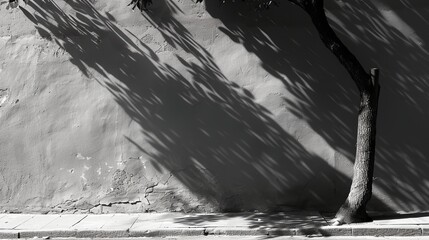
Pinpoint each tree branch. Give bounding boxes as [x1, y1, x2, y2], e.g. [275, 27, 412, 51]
[290, 0, 370, 93]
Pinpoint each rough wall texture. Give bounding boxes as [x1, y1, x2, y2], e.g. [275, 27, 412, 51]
[0, 0, 428, 213]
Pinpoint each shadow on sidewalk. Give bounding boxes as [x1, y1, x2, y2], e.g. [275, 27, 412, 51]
[372, 212, 429, 220]
[173, 212, 327, 230]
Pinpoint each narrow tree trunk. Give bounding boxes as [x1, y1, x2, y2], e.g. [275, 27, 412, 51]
[290, 0, 381, 224]
[335, 69, 380, 224]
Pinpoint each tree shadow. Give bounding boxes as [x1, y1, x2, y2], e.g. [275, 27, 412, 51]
[329, 0, 429, 213]
[17, 0, 418, 214]
[173, 211, 327, 230]
[205, 0, 429, 212]
[372, 212, 429, 220]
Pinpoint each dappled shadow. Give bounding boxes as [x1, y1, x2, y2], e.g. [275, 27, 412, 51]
[19, 0, 355, 211]
[174, 211, 327, 230]
[19, 0, 429, 214]
[328, 0, 429, 212]
[205, 0, 429, 211]
[372, 212, 429, 221]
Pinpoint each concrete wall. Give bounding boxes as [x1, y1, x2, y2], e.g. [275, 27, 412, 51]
[0, 0, 428, 213]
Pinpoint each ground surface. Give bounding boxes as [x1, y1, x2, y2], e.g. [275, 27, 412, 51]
[2, 212, 429, 238]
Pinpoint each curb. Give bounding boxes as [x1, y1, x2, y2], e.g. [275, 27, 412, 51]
[0, 231, 18, 239]
[1, 226, 429, 238]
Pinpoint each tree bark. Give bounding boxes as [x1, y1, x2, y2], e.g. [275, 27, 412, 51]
[291, 0, 381, 224]
[335, 69, 380, 224]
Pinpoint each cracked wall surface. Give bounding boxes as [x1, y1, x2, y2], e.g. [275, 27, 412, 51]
[1, 0, 429, 213]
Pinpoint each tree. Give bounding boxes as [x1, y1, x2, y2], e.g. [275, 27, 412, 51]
[129, 0, 380, 224]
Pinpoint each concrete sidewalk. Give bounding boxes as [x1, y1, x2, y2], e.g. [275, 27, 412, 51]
[0, 211, 429, 238]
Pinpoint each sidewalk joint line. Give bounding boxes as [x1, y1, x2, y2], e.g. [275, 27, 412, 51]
[39, 215, 61, 229]
[70, 215, 88, 228]
[127, 214, 140, 230]
[12, 215, 34, 230]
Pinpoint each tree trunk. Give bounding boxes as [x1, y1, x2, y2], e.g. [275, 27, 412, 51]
[290, 0, 381, 224]
[335, 69, 380, 224]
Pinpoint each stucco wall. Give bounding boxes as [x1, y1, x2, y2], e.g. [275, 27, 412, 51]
[0, 0, 428, 213]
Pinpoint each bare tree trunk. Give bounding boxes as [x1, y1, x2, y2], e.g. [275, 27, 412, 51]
[290, 0, 381, 224]
[335, 69, 380, 224]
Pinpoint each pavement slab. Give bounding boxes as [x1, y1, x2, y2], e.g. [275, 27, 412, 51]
[374, 216, 429, 225]
[14, 214, 60, 230]
[72, 214, 115, 230]
[41, 214, 87, 230]
[0, 214, 33, 229]
[131, 213, 189, 230]
[135, 213, 185, 222]
[100, 214, 139, 230]
[129, 228, 207, 237]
